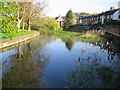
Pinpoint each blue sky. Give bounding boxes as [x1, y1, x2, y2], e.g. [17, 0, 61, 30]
[45, 0, 120, 17]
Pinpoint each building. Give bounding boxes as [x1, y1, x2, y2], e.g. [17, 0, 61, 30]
[79, 8, 120, 25]
[118, 1, 120, 8]
[55, 16, 64, 26]
[118, 1, 120, 21]
[79, 2, 120, 25]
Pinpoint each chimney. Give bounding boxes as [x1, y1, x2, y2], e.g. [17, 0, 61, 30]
[110, 7, 115, 10]
[93, 13, 98, 15]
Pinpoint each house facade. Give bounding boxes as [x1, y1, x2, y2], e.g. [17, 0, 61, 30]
[79, 2, 120, 25]
[55, 16, 64, 26]
[118, 1, 120, 21]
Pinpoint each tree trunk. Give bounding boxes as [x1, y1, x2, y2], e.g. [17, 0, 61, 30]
[22, 21, 25, 30]
[28, 19, 31, 31]
[17, 19, 22, 31]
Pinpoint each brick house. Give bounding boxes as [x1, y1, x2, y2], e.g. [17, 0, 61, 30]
[79, 7, 120, 25]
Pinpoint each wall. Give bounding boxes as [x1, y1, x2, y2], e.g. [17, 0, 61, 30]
[0, 31, 40, 50]
[112, 10, 119, 20]
[104, 25, 120, 36]
[118, 1, 120, 8]
[101, 15, 105, 24]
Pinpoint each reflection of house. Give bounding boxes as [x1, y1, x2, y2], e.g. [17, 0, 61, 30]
[79, 7, 120, 25]
[55, 16, 64, 26]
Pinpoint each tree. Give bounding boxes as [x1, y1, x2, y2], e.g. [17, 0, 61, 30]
[64, 10, 76, 29]
[79, 12, 90, 17]
[25, 2, 45, 31]
[16, 2, 29, 31]
[1, 2, 18, 33]
[39, 17, 63, 31]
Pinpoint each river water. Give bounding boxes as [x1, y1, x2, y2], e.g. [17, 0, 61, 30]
[1, 36, 120, 88]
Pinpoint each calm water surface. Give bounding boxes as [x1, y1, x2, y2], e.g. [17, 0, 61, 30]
[1, 36, 120, 88]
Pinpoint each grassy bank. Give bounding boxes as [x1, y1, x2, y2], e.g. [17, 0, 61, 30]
[39, 30, 101, 42]
[0, 30, 33, 40]
[76, 34, 101, 42]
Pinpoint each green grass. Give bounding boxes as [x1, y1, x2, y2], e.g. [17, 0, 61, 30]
[1, 30, 33, 40]
[54, 31, 80, 38]
[76, 34, 101, 42]
[39, 30, 101, 42]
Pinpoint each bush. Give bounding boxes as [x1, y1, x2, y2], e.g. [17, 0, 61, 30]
[39, 17, 63, 34]
[105, 20, 120, 25]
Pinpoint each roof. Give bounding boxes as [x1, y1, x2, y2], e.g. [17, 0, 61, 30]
[80, 8, 119, 20]
[103, 9, 119, 15]
[55, 16, 64, 21]
[80, 15, 97, 20]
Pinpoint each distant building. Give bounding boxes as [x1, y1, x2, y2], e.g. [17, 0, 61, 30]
[118, 1, 120, 8]
[118, 1, 120, 21]
[79, 8, 120, 25]
[79, 1, 120, 25]
[55, 16, 64, 26]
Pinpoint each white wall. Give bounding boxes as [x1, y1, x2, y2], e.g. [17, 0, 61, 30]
[119, 8, 120, 21]
[101, 15, 105, 24]
[118, 1, 120, 8]
[112, 10, 119, 20]
[80, 19, 82, 24]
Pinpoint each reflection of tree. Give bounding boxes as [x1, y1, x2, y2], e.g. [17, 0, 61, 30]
[66, 66, 120, 88]
[62, 38, 74, 51]
[65, 40, 74, 51]
[2, 39, 49, 88]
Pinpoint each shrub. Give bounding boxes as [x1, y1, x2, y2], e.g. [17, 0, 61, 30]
[105, 20, 120, 25]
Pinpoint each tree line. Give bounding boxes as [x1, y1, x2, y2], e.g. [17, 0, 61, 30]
[1, 1, 46, 33]
[1, 1, 90, 36]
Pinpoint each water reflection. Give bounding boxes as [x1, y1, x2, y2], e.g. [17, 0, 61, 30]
[64, 38, 74, 51]
[2, 36, 52, 88]
[1, 35, 120, 88]
[66, 65, 120, 88]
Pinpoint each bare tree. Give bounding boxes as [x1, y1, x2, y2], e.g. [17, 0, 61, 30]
[16, 2, 28, 31]
[25, 2, 45, 31]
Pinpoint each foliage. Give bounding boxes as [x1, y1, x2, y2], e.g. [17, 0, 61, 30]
[1, 2, 18, 33]
[79, 12, 90, 17]
[39, 17, 63, 33]
[105, 20, 120, 25]
[0, 33, 6, 38]
[64, 10, 77, 29]
[64, 24, 85, 33]
[76, 34, 101, 42]
[25, 2, 46, 31]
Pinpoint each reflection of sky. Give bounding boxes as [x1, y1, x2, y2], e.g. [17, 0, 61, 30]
[1, 48, 17, 75]
[0, 49, 17, 62]
[1, 36, 120, 88]
[41, 39, 120, 87]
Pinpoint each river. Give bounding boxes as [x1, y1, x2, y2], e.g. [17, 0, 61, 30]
[1, 35, 120, 88]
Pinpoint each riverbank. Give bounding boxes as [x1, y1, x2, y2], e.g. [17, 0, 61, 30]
[0, 31, 40, 50]
[39, 30, 101, 42]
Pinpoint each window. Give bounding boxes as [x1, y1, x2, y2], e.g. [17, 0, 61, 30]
[119, 15, 120, 19]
